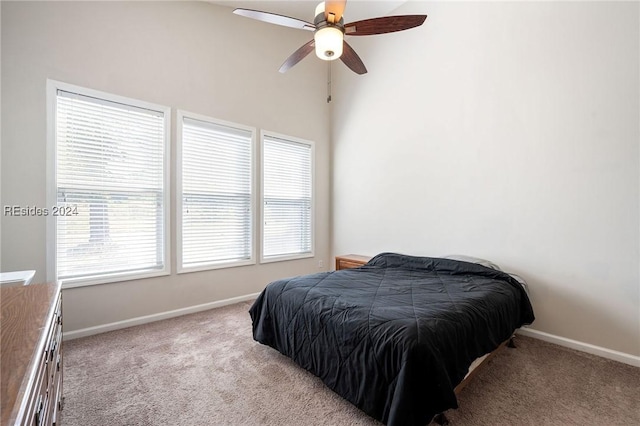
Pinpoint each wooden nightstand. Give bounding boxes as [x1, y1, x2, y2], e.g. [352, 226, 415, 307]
[335, 254, 371, 270]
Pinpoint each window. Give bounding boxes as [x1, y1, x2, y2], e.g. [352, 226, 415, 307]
[47, 81, 170, 287]
[261, 132, 314, 262]
[177, 112, 255, 272]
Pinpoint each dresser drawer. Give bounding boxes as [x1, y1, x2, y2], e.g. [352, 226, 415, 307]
[47, 293, 63, 425]
[23, 350, 48, 426]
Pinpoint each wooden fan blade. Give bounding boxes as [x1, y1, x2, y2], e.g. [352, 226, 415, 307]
[279, 40, 315, 73]
[344, 15, 427, 36]
[325, 0, 347, 24]
[233, 9, 315, 31]
[340, 40, 367, 75]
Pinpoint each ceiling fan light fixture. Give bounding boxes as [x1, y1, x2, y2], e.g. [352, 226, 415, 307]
[314, 26, 343, 60]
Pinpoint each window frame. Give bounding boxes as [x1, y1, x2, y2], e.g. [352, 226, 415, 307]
[46, 79, 171, 288]
[260, 130, 315, 264]
[176, 110, 257, 273]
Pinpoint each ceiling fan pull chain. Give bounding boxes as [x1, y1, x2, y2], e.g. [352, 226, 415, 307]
[327, 61, 332, 103]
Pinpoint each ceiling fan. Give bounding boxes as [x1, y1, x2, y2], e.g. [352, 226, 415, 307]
[233, 0, 427, 75]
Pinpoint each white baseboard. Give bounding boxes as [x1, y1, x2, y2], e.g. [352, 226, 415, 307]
[63, 292, 260, 341]
[517, 327, 640, 368]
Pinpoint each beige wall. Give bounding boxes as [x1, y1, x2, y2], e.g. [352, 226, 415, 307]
[1, 1, 331, 332]
[332, 1, 639, 356]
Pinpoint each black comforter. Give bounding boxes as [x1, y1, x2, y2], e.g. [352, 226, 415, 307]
[249, 253, 535, 425]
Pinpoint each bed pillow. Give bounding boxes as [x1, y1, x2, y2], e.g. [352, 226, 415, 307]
[443, 255, 530, 293]
[442, 255, 502, 271]
[507, 273, 530, 294]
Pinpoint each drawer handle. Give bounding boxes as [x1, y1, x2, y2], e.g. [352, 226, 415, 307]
[50, 338, 58, 360]
[35, 394, 44, 425]
[56, 353, 61, 372]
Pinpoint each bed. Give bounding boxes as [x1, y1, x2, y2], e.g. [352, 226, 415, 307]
[249, 252, 535, 425]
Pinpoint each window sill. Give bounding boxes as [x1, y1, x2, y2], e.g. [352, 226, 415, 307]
[177, 259, 256, 274]
[260, 252, 314, 264]
[60, 268, 170, 289]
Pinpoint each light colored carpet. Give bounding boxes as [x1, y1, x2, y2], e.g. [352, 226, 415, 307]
[61, 301, 640, 425]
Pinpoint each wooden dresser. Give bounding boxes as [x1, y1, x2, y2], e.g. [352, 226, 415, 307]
[1, 281, 63, 426]
[335, 254, 371, 270]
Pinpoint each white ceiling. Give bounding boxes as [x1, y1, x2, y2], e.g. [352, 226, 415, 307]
[208, 0, 407, 23]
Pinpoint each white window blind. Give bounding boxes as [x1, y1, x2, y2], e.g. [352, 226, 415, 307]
[179, 115, 254, 270]
[55, 89, 168, 284]
[262, 134, 313, 260]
